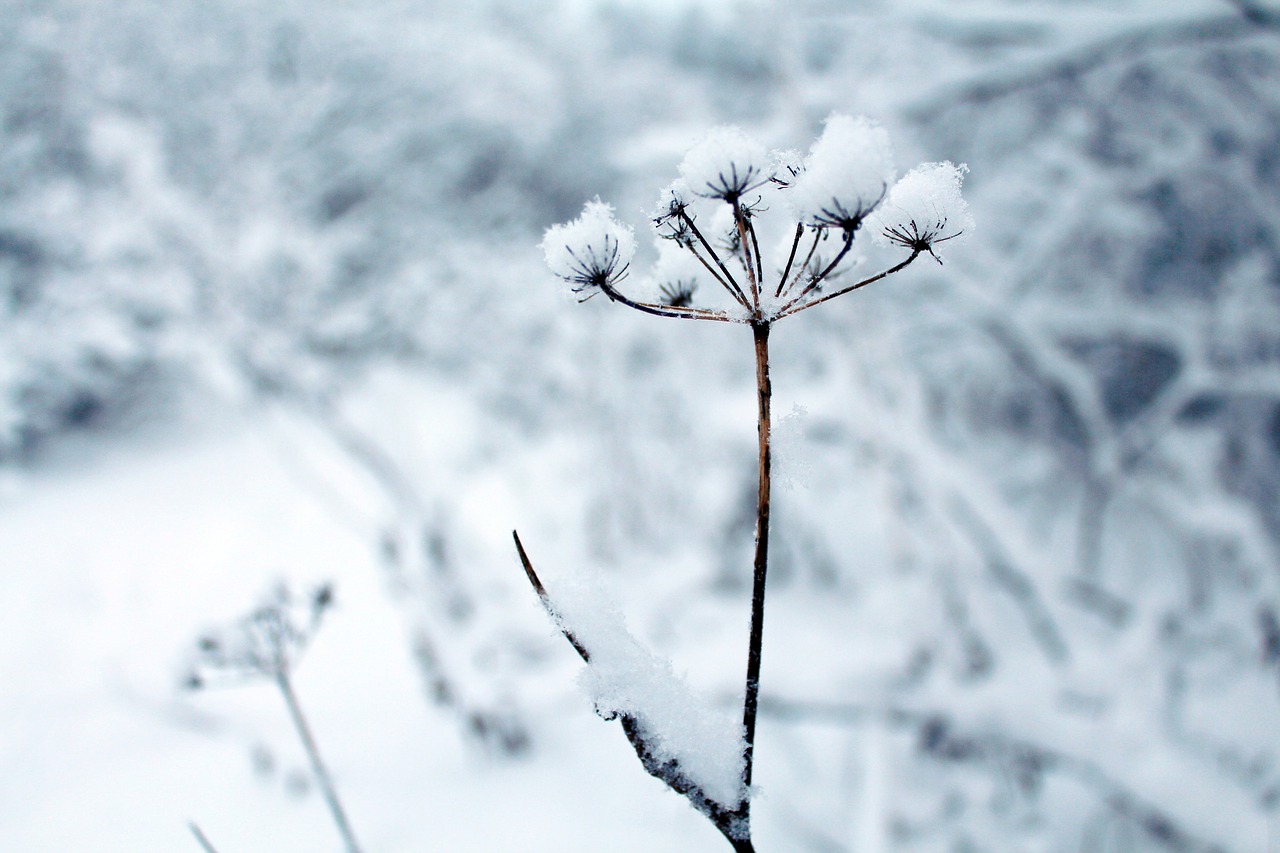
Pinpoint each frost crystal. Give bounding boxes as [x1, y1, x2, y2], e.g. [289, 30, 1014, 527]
[871, 161, 973, 262]
[788, 114, 895, 231]
[678, 126, 771, 202]
[552, 572, 748, 809]
[542, 200, 637, 295]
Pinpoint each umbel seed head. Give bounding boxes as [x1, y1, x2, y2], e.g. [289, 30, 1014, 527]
[789, 114, 895, 233]
[542, 199, 637, 297]
[678, 127, 771, 203]
[872, 162, 973, 263]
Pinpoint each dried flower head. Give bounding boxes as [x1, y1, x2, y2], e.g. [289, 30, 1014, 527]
[788, 114, 895, 233]
[678, 126, 771, 203]
[186, 583, 334, 686]
[872, 162, 973, 263]
[652, 180, 698, 248]
[659, 281, 697, 307]
[542, 200, 637, 297]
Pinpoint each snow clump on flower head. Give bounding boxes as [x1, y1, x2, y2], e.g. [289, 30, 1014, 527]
[678, 126, 770, 202]
[652, 178, 698, 247]
[789, 114, 895, 232]
[542, 199, 636, 297]
[871, 162, 973, 263]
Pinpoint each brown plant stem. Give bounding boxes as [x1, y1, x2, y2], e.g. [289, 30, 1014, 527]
[739, 319, 772, 818]
[778, 250, 920, 319]
[599, 280, 735, 323]
[275, 672, 364, 853]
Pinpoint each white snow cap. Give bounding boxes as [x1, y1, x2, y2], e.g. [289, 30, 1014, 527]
[871, 162, 973, 261]
[653, 178, 695, 221]
[789, 114, 895, 230]
[551, 572, 748, 809]
[542, 199, 636, 292]
[678, 126, 771, 201]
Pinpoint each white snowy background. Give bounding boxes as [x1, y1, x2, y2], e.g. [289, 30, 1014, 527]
[2, 0, 1280, 850]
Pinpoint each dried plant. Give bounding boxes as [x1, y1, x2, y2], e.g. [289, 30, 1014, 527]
[186, 583, 364, 853]
[518, 115, 972, 851]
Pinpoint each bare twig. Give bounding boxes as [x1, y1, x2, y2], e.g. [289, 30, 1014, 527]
[775, 223, 806, 299]
[778, 251, 921, 319]
[678, 209, 753, 310]
[599, 279, 736, 323]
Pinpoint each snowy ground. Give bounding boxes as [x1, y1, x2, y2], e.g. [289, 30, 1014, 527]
[0, 384, 874, 852]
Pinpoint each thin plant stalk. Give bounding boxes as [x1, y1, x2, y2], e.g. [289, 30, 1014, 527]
[536, 145, 967, 850]
[737, 318, 772, 835]
[188, 821, 220, 853]
[276, 671, 364, 853]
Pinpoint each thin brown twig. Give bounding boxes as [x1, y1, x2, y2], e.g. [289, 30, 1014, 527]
[775, 223, 806, 298]
[679, 209, 752, 309]
[778, 251, 921, 319]
[776, 230, 858, 314]
[599, 280, 736, 323]
[513, 531, 590, 662]
[778, 227, 824, 301]
[733, 201, 760, 305]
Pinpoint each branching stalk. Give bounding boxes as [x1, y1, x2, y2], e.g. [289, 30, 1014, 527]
[600, 280, 735, 323]
[534, 142, 958, 849]
[679, 209, 752, 309]
[778, 250, 920, 319]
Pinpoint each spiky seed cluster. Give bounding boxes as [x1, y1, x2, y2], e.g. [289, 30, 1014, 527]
[542, 200, 637, 297]
[653, 180, 697, 248]
[789, 115, 895, 233]
[541, 116, 971, 324]
[871, 162, 973, 263]
[659, 281, 697, 307]
[186, 584, 335, 687]
[678, 127, 771, 203]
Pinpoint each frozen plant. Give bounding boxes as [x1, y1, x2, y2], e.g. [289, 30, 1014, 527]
[185, 583, 364, 853]
[519, 115, 971, 851]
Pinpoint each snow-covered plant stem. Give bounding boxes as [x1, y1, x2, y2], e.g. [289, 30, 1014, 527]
[525, 117, 972, 850]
